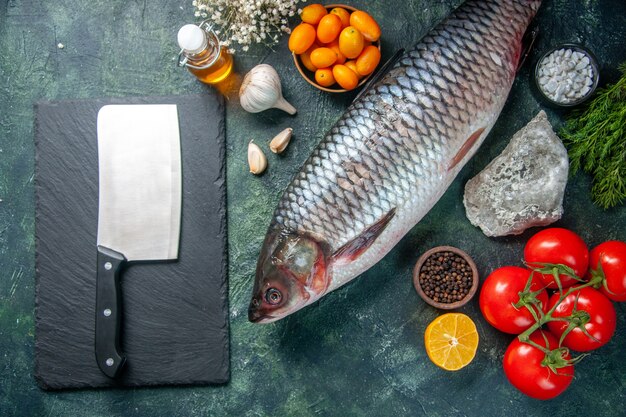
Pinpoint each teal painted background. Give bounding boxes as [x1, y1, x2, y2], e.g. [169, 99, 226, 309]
[1, 0, 625, 415]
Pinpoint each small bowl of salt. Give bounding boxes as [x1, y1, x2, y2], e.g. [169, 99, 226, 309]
[534, 44, 599, 107]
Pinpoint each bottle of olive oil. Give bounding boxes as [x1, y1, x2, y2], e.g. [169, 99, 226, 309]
[177, 22, 233, 84]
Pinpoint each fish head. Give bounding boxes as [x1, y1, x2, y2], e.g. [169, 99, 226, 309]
[248, 230, 329, 323]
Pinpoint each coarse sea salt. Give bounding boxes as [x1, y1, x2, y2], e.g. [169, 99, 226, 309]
[537, 48, 595, 104]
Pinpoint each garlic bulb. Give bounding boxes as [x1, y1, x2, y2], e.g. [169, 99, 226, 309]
[269, 128, 293, 154]
[248, 141, 267, 175]
[239, 64, 297, 115]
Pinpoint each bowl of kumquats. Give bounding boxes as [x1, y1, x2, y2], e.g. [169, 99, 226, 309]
[289, 3, 382, 92]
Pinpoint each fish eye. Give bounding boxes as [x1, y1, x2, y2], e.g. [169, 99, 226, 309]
[265, 288, 282, 305]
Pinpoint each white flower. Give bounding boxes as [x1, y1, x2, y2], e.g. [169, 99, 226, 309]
[192, 0, 304, 54]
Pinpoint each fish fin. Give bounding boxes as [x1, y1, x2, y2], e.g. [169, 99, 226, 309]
[448, 127, 486, 171]
[331, 208, 396, 263]
[517, 26, 539, 72]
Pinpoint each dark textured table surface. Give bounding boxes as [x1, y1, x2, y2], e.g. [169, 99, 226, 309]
[1, 0, 625, 416]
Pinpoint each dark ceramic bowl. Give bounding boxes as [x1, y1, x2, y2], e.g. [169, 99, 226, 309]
[413, 246, 479, 310]
[534, 43, 600, 108]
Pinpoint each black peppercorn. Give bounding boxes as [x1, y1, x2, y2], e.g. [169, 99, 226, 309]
[419, 251, 473, 304]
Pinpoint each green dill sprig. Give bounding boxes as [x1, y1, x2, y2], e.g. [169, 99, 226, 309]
[560, 63, 626, 209]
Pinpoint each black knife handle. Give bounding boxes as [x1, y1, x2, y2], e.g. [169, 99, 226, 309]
[95, 245, 127, 378]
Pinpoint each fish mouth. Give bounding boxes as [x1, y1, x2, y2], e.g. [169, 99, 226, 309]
[248, 308, 276, 324]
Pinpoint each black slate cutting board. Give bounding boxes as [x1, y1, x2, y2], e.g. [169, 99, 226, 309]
[34, 94, 229, 390]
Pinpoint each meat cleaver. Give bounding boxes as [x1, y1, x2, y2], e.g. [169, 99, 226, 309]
[95, 104, 182, 378]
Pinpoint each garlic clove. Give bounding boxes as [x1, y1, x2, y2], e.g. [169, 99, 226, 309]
[269, 128, 293, 154]
[239, 64, 297, 115]
[248, 141, 267, 175]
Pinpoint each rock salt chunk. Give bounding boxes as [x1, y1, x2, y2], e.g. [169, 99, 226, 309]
[463, 111, 569, 236]
[575, 60, 588, 71]
[580, 85, 591, 97]
[545, 79, 558, 93]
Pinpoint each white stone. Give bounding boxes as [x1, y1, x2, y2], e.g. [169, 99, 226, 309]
[463, 111, 569, 237]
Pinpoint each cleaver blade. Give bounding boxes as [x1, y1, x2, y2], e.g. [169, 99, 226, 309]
[95, 104, 181, 378]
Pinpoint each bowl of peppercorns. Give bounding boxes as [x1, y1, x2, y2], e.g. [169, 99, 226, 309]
[413, 246, 478, 310]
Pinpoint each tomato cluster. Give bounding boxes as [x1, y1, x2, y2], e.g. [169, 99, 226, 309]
[479, 228, 625, 400]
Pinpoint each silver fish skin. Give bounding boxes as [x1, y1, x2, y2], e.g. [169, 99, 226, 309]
[249, 0, 542, 323]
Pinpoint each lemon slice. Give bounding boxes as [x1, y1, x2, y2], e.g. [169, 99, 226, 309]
[424, 313, 479, 371]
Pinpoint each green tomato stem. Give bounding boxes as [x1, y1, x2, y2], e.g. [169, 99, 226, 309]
[516, 269, 604, 356]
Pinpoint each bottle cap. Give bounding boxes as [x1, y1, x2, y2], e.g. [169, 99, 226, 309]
[177, 24, 207, 55]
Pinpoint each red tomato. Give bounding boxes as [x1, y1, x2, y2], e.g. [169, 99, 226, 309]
[524, 228, 589, 289]
[589, 240, 626, 302]
[503, 330, 574, 400]
[547, 287, 616, 352]
[479, 266, 548, 334]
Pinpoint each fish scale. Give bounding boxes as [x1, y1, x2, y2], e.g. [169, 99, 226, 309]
[252, 0, 541, 322]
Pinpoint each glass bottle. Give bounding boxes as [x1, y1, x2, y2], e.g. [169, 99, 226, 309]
[177, 21, 233, 84]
